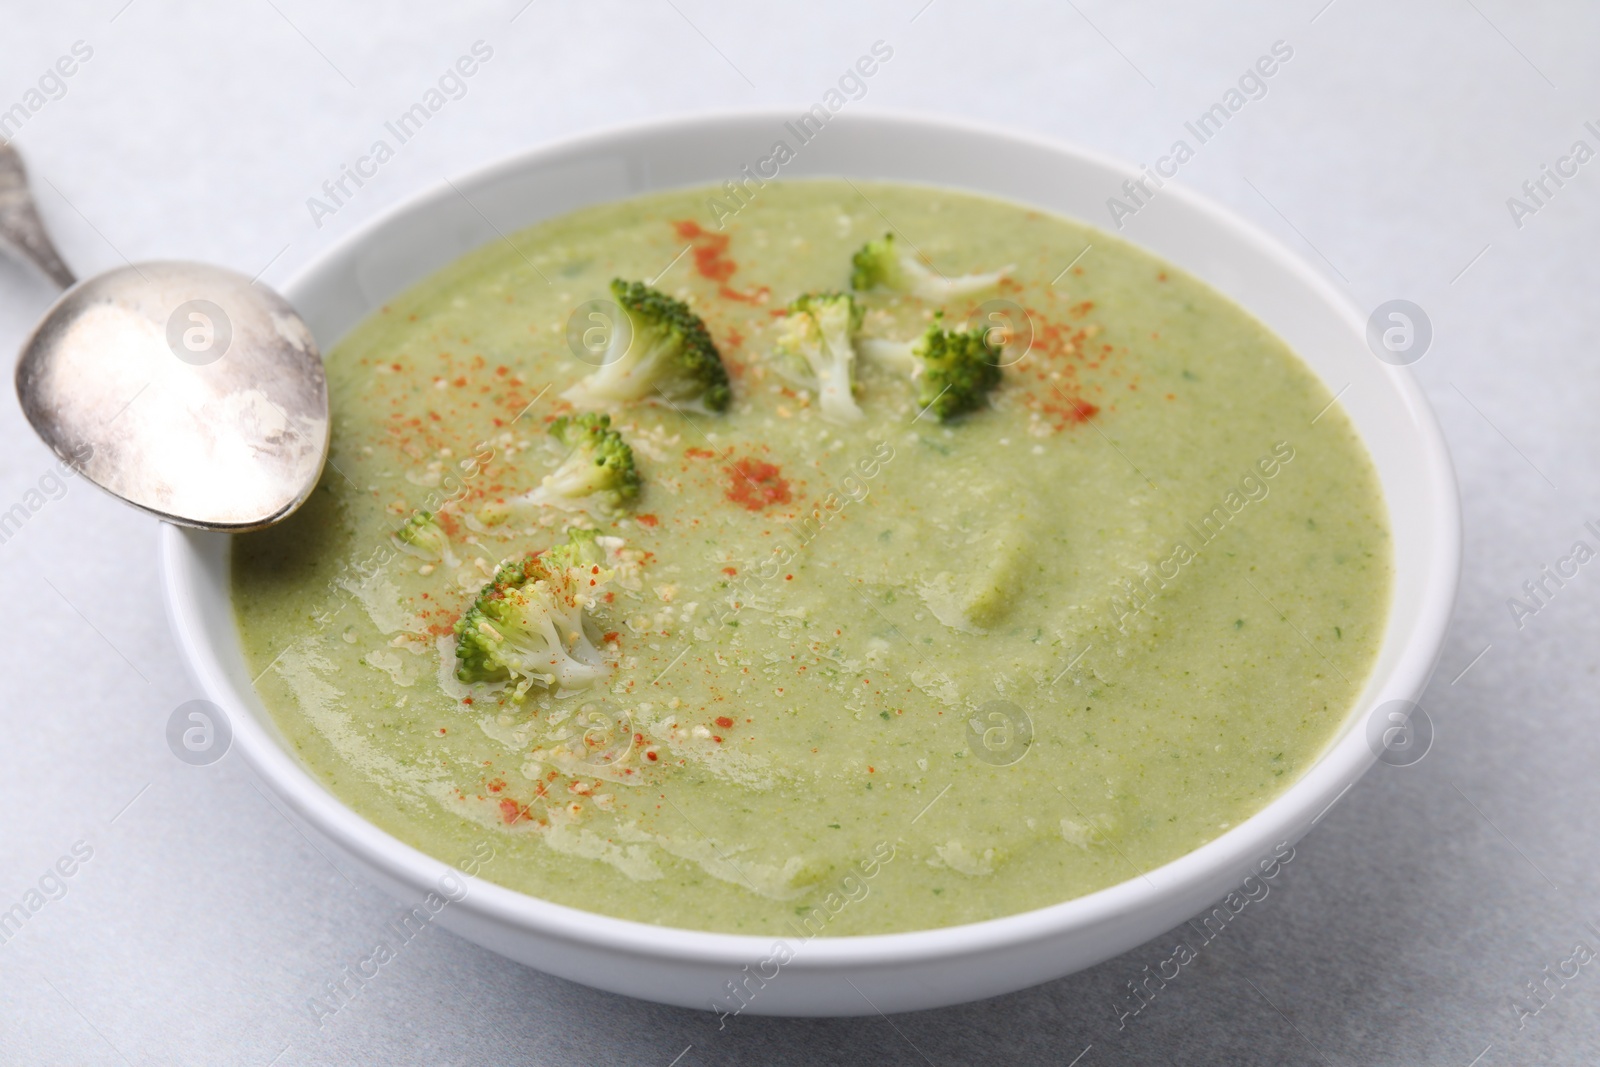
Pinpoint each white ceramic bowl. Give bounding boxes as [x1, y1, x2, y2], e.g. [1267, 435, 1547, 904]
[161, 111, 1459, 1016]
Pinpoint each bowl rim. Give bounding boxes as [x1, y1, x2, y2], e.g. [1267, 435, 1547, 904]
[163, 107, 1461, 972]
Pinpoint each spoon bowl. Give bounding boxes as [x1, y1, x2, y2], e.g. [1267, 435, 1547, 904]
[4, 141, 328, 530]
[15, 261, 329, 529]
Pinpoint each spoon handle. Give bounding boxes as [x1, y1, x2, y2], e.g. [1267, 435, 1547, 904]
[0, 142, 76, 289]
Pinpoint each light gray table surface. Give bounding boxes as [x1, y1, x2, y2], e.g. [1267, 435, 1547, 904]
[3, 2, 1598, 1063]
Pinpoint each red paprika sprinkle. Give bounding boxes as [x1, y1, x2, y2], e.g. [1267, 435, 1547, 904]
[692, 236, 736, 282]
[724, 458, 791, 511]
[499, 798, 532, 825]
[717, 284, 768, 304]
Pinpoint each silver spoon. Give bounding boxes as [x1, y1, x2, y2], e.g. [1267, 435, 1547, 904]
[2, 142, 328, 531]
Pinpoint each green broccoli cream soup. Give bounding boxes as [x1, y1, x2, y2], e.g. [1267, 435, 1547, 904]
[232, 180, 1390, 935]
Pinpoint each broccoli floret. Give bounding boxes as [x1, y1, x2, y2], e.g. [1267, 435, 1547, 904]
[480, 413, 639, 522]
[563, 279, 732, 413]
[518, 412, 640, 513]
[772, 292, 865, 423]
[452, 528, 615, 698]
[541, 524, 608, 571]
[392, 510, 458, 567]
[859, 316, 1003, 421]
[849, 233, 1011, 301]
[916, 318, 1004, 421]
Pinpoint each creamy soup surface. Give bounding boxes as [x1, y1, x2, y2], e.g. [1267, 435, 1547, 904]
[232, 180, 1390, 935]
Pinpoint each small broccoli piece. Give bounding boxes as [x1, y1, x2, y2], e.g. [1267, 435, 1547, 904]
[392, 510, 458, 567]
[772, 292, 865, 423]
[916, 318, 1003, 420]
[542, 525, 608, 571]
[859, 316, 1003, 421]
[518, 412, 640, 513]
[480, 413, 639, 522]
[563, 279, 732, 413]
[849, 233, 1011, 301]
[452, 528, 615, 698]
